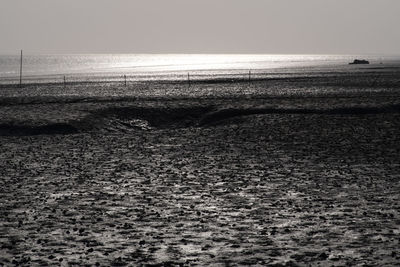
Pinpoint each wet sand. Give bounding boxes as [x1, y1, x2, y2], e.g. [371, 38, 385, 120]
[1, 75, 400, 266]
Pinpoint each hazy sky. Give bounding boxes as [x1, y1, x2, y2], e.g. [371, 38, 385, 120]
[1, 0, 399, 54]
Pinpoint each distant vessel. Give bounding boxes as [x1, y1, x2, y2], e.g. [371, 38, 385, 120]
[349, 59, 369, 65]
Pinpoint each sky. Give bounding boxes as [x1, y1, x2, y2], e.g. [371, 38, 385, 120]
[0, 0, 399, 55]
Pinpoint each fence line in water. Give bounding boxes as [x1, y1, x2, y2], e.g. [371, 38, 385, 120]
[0, 70, 277, 86]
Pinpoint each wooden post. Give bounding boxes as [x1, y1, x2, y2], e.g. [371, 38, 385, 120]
[19, 50, 23, 87]
[188, 72, 190, 87]
[64, 76, 66, 88]
[248, 70, 251, 83]
[124, 75, 127, 86]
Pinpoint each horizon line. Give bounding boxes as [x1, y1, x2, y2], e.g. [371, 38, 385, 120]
[1, 52, 400, 56]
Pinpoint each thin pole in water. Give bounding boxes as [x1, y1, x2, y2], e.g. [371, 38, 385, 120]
[188, 73, 190, 87]
[64, 76, 66, 88]
[248, 70, 251, 83]
[124, 75, 127, 86]
[19, 50, 23, 87]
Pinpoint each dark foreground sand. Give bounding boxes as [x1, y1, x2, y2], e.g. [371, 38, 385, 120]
[1, 75, 400, 266]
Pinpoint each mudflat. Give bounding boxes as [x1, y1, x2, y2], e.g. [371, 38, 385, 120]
[1, 75, 400, 266]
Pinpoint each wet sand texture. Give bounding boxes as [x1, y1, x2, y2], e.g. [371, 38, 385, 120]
[1, 74, 400, 265]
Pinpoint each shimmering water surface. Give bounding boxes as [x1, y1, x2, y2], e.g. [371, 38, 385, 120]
[0, 54, 399, 84]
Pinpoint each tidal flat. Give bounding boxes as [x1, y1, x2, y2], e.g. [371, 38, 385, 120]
[1, 73, 400, 266]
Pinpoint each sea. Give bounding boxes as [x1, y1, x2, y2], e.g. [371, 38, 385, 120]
[0, 54, 399, 84]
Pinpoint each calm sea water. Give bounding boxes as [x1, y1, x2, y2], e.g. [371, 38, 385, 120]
[0, 54, 399, 84]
